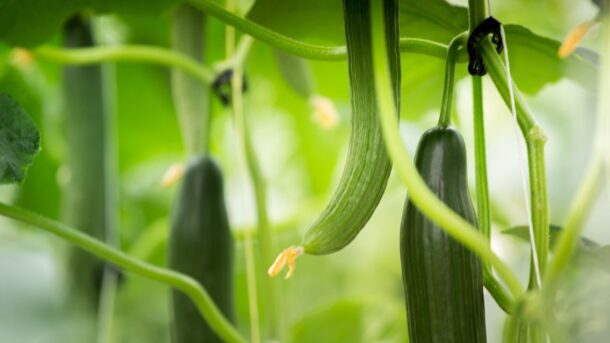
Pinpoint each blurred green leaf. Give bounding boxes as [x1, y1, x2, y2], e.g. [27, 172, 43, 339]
[503, 224, 599, 248]
[0, 93, 40, 184]
[247, 0, 344, 46]
[400, 0, 467, 43]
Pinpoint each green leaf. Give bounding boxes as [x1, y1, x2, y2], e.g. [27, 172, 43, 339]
[502, 224, 599, 249]
[247, 0, 344, 46]
[400, 0, 468, 43]
[503, 25, 597, 94]
[0, 93, 41, 184]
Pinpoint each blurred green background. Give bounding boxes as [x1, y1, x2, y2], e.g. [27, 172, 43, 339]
[0, 0, 609, 342]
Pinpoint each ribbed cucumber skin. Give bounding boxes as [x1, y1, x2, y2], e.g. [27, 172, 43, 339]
[400, 127, 487, 343]
[302, 0, 400, 254]
[168, 157, 234, 343]
[62, 16, 113, 305]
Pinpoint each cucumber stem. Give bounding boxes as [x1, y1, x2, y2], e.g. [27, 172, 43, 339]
[225, 18, 283, 339]
[438, 33, 467, 127]
[35, 45, 216, 84]
[472, 77, 491, 243]
[188, 0, 451, 61]
[480, 41, 550, 283]
[0, 202, 246, 343]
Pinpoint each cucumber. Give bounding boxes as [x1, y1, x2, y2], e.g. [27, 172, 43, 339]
[400, 126, 487, 342]
[62, 15, 115, 306]
[168, 156, 234, 343]
[301, 0, 400, 254]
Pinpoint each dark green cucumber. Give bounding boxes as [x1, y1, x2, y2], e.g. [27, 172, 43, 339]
[400, 126, 486, 342]
[168, 156, 234, 343]
[62, 15, 115, 306]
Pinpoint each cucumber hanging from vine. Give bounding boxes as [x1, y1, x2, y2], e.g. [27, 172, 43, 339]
[168, 5, 235, 343]
[287, 0, 399, 259]
[400, 35, 486, 342]
[168, 156, 235, 343]
[269, 0, 400, 278]
[400, 127, 487, 342]
[62, 15, 117, 307]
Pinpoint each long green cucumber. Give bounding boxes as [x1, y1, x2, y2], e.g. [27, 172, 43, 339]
[62, 15, 115, 306]
[301, 0, 400, 254]
[168, 156, 234, 343]
[400, 126, 487, 342]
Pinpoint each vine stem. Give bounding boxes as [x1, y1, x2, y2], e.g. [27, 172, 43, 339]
[546, 14, 610, 286]
[189, 0, 450, 61]
[227, 31, 282, 339]
[467, 0, 517, 315]
[472, 77, 491, 246]
[224, 4, 264, 340]
[472, 75, 514, 313]
[479, 41, 550, 278]
[34, 45, 216, 84]
[0, 202, 245, 343]
[370, 0, 522, 300]
[214, 35, 255, 72]
[34, 37, 451, 86]
[481, 36, 550, 343]
[438, 32, 468, 127]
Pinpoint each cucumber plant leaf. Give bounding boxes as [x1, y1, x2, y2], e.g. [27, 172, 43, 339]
[503, 224, 599, 249]
[0, 93, 41, 184]
[503, 225, 610, 275]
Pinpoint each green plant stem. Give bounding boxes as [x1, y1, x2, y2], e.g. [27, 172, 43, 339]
[546, 159, 604, 284]
[472, 77, 491, 243]
[503, 314, 519, 343]
[546, 12, 610, 286]
[35, 38, 454, 87]
[484, 272, 514, 314]
[438, 32, 468, 127]
[480, 41, 550, 282]
[95, 17, 121, 343]
[227, 32, 282, 339]
[370, 0, 522, 300]
[466, 0, 517, 316]
[468, 0, 488, 31]
[97, 270, 119, 343]
[0, 202, 245, 343]
[34, 45, 216, 84]
[472, 74, 513, 314]
[190, 0, 456, 61]
[214, 35, 255, 72]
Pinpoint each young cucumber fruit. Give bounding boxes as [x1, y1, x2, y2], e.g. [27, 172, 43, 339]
[302, 0, 400, 255]
[168, 156, 234, 343]
[400, 126, 487, 342]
